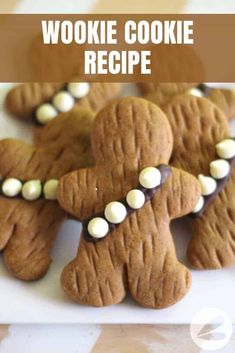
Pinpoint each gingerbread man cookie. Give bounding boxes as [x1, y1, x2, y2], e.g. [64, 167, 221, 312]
[163, 94, 235, 269]
[57, 97, 200, 308]
[143, 83, 235, 120]
[0, 107, 94, 280]
[5, 82, 122, 143]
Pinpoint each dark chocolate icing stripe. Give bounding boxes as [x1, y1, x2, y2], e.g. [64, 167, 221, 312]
[82, 164, 172, 243]
[196, 83, 212, 97]
[191, 138, 235, 218]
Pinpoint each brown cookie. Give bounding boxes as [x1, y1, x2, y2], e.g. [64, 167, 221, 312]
[207, 87, 235, 120]
[5, 82, 122, 144]
[145, 83, 235, 120]
[163, 94, 235, 269]
[139, 82, 197, 99]
[0, 107, 94, 280]
[57, 97, 200, 308]
[6, 83, 63, 121]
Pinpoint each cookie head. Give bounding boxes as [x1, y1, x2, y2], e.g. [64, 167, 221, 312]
[92, 96, 173, 166]
[163, 94, 229, 175]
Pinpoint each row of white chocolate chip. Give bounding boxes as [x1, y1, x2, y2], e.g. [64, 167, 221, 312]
[35, 83, 90, 125]
[192, 138, 235, 213]
[87, 167, 161, 239]
[1, 178, 58, 201]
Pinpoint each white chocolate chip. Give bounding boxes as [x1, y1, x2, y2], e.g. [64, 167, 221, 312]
[67, 82, 90, 99]
[126, 189, 145, 209]
[22, 180, 42, 201]
[186, 87, 204, 97]
[2, 178, 22, 197]
[87, 217, 109, 238]
[104, 201, 127, 224]
[52, 91, 74, 112]
[210, 159, 230, 179]
[216, 139, 235, 159]
[192, 196, 205, 213]
[35, 103, 57, 124]
[43, 179, 58, 200]
[198, 174, 217, 196]
[139, 167, 161, 189]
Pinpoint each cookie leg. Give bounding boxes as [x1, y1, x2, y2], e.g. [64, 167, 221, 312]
[0, 199, 25, 250]
[61, 240, 125, 307]
[0, 223, 16, 250]
[3, 203, 64, 281]
[188, 173, 235, 269]
[127, 237, 191, 309]
[188, 211, 235, 269]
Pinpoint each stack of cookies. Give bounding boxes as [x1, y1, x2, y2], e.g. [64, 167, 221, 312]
[1, 80, 235, 309]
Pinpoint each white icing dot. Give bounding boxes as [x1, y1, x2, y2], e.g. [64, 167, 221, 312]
[2, 178, 22, 197]
[22, 180, 42, 201]
[67, 82, 90, 99]
[35, 103, 57, 124]
[216, 139, 235, 159]
[104, 201, 127, 224]
[52, 91, 74, 112]
[186, 87, 204, 97]
[87, 217, 109, 238]
[210, 159, 230, 179]
[139, 167, 161, 189]
[126, 189, 145, 209]
[43, 179, 58, 200]
[192, 196, 205, 213]
[198, 174, 217, 196]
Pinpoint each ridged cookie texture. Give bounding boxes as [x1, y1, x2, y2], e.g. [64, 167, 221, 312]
[6, 83, 63, 121]
[163, 95, 235, 269]
[208, 88, 235, 120]
[58, 97, 200, 309]
[6, 83, 122, 121]
[5, 82, 122, 143]
[144, 83, 235, 120]
[0, 108, 94, 281]
[140, 83, 197, 100]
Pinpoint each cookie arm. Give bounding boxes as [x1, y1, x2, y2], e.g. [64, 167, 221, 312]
[75, 83, 122, 113]
[3, 200, 64, 280]
[0, 138, 65, 179]
[5, 83, 63, 120]
[57, 168, 99, 220]
[0, 139, 39, 177]
[166, 167, 201, 219]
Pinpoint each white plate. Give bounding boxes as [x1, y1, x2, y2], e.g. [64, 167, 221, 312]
[0, 83, 235, 324]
